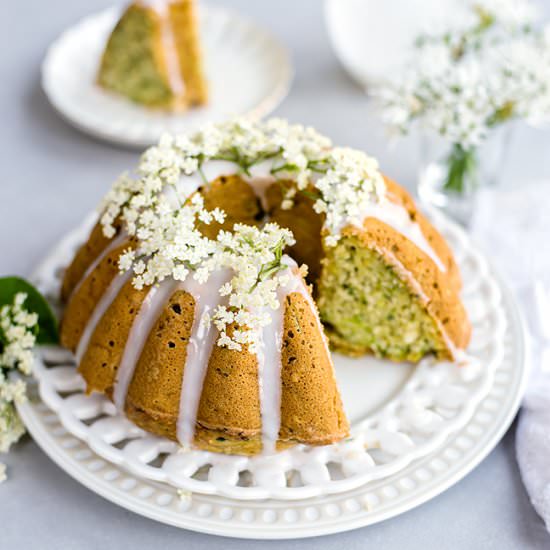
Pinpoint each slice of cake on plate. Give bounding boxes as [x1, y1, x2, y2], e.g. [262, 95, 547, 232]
[97, 0, 207, 110]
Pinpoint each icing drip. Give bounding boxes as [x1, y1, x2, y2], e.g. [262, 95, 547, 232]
[75, 270, 133, 363]
[245, 176, 275, 213]
[68, 232, 127, 301]
[200, 161, 240, 183]
[176, 268, 233, 447]
[255, 286, 286, 454]
[113, 279, 180, 411]
[255, 259, 333, 454]
[244, 160, 279, 212]
[350, 198, 447, 272]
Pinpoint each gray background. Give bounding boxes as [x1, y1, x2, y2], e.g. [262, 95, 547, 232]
[1, 0, 550, 548]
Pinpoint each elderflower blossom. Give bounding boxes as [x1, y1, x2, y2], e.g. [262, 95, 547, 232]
[377, 0, 550, 149]
[0, 293, 39, 479]
[208, 223, 296, 352]
[313, 147, 385, 241]
[101, 118, 384, 253]
[0, 294, 37, 376]
[126, 193, 224, 290]
[98, 118, 387, 349]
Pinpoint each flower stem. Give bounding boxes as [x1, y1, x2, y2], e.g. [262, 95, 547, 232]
[443, 144, 478, 195]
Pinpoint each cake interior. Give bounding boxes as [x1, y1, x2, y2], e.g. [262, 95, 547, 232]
[98, 1, 208, 109]
[98, 5, 173, 107]
[318, 235, 448, 362]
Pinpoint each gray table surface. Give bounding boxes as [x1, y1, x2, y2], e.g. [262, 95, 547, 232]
[2, 0, 550, 548]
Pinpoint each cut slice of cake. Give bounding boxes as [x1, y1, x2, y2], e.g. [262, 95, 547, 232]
[97, 0, 207, 110]
[316, 224, 470, 362]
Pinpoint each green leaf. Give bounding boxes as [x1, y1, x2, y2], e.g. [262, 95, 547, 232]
[0, 277, 59, 344]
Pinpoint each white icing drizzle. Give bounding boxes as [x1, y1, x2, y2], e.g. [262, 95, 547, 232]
[244, 176, 275, 213]
[173, 159, 446, 273]
[68, 232, 127, 302]
[75, 270, 133, 364]
[244, 160, 279, 212]
[176, 268, 233, 447]
[144, 0, 185, 96]
[255, 283, 287, 454]
[349, 197, 447, 272]
[113, 279, 180, 411]
[200, 160, 240, 183]
[255, 258, 333, 454]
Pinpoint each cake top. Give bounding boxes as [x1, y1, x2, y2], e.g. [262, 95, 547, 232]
[100, 118, 386, 243]
[99, 118, 387, 350]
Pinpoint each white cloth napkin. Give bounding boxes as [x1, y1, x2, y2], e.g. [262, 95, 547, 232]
[470, 181, 550, 532]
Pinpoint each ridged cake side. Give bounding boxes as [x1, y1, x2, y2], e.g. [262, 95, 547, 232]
[60, 239, 132, 352]
[168, 0, 208, 106]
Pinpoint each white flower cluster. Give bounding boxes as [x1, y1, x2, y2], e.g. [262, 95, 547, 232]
[0, 293, 38, 478]
[117, 193, 225, 289]
[207, 223, 296, 353]
[101, 118, 384, 247]
[0, 293, 37, 376]
[100, 118, 330, 237]
[313, 147, 385, 246]
[100, 118, 385, 349]
[377, 0, 550, 148]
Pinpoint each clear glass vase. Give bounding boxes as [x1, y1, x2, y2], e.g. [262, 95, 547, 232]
[417, 124, 514, 226]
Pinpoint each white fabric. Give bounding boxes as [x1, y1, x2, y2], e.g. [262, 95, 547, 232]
[470, 181, 550, 532]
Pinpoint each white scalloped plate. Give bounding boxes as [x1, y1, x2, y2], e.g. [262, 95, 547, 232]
[20, 207, 527, 517]
[17, 248, 527, 537]
[41, 5, 293, 148]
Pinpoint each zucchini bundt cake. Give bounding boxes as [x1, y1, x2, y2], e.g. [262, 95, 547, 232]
[97, 0, 207, 110]
[60, 119, 470, 455]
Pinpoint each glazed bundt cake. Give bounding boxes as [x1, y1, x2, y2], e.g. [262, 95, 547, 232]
[97, 0, 207, 110]
[60, 118, 470, 456]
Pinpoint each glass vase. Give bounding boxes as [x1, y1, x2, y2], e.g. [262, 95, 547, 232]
[417, 124, 514, 226]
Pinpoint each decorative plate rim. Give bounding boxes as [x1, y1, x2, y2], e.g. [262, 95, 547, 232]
[28, 209, 510, 501]
[41, 4, 294, 148]
[17, 258, 528, 537]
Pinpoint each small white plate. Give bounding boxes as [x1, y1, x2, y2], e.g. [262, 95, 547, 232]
[41, 5, 293, 148]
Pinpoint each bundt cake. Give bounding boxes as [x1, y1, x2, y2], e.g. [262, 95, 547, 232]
[97, 0, 207, 110]
[59, 118, 470, 456]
